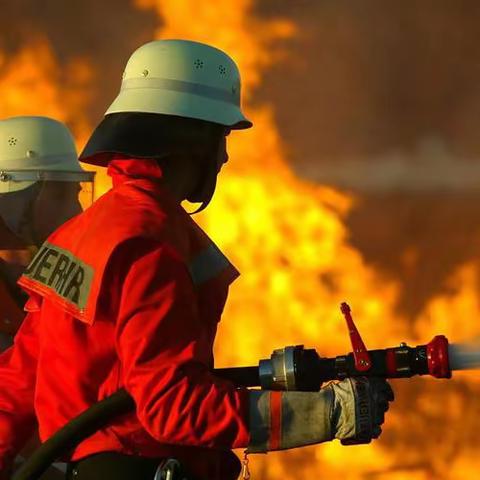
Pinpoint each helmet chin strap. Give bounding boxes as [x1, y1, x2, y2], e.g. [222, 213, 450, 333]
[187, 160, 218, 216]
[188, 197, 212, 215]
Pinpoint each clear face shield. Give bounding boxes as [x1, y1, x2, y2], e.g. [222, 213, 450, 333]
[0, 169, 96, 244]
[0, 169, 95, 209]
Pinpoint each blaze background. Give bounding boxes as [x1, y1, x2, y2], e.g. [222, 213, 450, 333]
[2, 1, 480, 478]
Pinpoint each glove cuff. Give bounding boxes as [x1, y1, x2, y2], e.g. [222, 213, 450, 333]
[247, 389, 335, 453]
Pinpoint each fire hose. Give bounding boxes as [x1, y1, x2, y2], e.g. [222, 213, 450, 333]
[12, 303, 456, 480]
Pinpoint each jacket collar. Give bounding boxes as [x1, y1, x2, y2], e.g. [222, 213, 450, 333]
[102, 154, 164, 187]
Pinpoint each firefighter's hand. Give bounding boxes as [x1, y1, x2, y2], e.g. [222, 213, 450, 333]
[330, 377, 394, 444]
[247, 378, 393, 453]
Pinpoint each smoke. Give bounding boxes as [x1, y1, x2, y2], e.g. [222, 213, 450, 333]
[299, 137, 480, 192]
[248, 1, 480, 320]
[256, 0, 480, 160]
[3, 1, 480, 158]
[2, 4, 480, 478]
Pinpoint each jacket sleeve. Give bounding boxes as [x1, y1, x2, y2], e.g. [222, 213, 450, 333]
[0, 311, 39, 472]
[114, 240, 251, 449]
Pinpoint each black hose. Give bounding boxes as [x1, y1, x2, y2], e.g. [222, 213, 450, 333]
[12, 390, 134, 480]
[11, 366, 260, 480]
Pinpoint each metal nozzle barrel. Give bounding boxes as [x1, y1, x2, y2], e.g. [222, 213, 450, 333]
[216, 336, 452, 392]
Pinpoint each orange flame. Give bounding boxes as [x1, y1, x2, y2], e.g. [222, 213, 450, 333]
[134, 1, 480, 478]
[0, 36, 93, 147]
[2, 2, 480, 478]
[0, 37, 109, 191]
[133, 0, 408, 477]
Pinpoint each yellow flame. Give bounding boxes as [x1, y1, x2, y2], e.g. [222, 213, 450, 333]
[0, 38, 106, 192]
[132, 0, 409, 477]
[0, 36, 94, 148]
[133, 1, 480, 478]
[1, 2, 479, 478]
[416, 264, 480, 343]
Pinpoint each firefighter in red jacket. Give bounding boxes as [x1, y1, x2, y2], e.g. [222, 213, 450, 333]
[0, 116, 95, 350]
[0, 40, 393, 480]
[0, 116, 95, 479]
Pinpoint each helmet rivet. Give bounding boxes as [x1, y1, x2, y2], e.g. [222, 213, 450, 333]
[0, 172, 10, 182]
[26, 150, 36, 157]
[142, 69, 149, 77]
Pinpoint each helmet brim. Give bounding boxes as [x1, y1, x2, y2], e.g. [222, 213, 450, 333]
[80, 108, 252, 166]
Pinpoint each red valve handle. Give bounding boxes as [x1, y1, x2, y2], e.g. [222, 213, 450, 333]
[341, 302, 372, 372]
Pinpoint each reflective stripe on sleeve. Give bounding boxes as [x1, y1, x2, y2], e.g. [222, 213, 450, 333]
[248, 388, 336, 452]
[248, 390, 271, 452]
[188, 243, 231, 286]
[248, 390, 283, 452]
[270, 391, 282, 450]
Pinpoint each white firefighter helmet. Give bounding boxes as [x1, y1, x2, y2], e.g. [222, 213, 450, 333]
[0, 116, 94, 194]
[105, 39, 252, 129]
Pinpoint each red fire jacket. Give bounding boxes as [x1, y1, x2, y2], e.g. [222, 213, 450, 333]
[0, 157, 250, 479]
[0, 217, 33, 336]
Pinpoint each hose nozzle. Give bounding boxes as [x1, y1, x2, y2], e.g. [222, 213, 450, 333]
[426, 335, 451, 378]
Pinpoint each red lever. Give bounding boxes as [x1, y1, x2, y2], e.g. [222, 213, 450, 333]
[340, 302, 372, 372]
